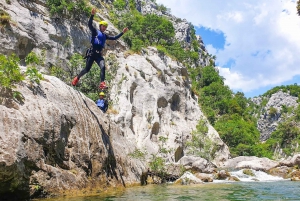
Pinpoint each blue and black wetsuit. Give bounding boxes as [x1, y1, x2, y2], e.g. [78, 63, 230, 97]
[77, 15, 124, 82]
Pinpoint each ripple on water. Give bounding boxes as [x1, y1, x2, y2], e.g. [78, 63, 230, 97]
[34, 181, 300, 201]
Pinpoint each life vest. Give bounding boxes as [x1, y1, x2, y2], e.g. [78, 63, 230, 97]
[96, 99, 106, 109]
[91, 30, 106, 50]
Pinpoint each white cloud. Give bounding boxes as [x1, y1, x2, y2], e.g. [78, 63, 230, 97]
[156, 0, 300, 96]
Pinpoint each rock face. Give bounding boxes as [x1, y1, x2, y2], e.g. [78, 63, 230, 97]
[253, 91, 298, 141]
[0, 76, 146, 199]
[109, 46, 230, 166]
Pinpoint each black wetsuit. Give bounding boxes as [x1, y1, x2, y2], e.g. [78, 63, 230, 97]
[77, 15, 124, 82]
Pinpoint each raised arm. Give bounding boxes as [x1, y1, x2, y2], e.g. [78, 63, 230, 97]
[89, 8, 98, 36]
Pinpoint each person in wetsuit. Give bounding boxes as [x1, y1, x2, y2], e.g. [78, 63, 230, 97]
[72, 8, 128, 89]
[96, 91, 108, 113]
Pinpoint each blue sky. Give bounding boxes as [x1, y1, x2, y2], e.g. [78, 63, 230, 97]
[156, 0, 300, 98]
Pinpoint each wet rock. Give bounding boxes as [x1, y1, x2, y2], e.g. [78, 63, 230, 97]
[268, 166, 292, 179]
[194, 173, 213, 182]
[214, 170, 230, 180]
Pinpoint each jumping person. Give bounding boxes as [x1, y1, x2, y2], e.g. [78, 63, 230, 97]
[71, 8, 128, 89]
[96, 91, 108, 113]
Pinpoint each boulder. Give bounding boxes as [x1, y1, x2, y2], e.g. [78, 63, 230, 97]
[220, 156, 279, 171]
[175, 172, 203, 185]
[194, 173, 213, 182]
[280, 154, 300, 167]
[268, 166, 292, 179]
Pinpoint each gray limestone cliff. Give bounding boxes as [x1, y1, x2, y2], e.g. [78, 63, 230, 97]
[0, 75, 145, 199]
[252, 90, 298, 141]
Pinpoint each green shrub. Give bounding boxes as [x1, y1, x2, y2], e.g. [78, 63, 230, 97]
[25, 52, 41, 66]
[0, 54, 24, 89]
[128, 148, 146, 160]
[149, 154, 166, 176]
[0, 9, 11, 26]
[26, 67, 43, 85]
[269, 107, 277, 118]
[46, 0, 90, 18]
[186, 120, 217, 161]
[113, 0, 126, 11]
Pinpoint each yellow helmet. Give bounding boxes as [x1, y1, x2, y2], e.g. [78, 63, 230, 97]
[99, 92, 105, 96]
[99, 21, 108, 27]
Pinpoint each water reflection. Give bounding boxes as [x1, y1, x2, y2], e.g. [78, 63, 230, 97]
[36, 181, 300, 201]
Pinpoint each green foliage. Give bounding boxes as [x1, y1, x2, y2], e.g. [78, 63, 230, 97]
[279, 105, 293, 116]
[76, 63, 100, 101]
[105, 54, 120, 85]
[46, 0, 90, 18]
[128, 0, 136, 10]
[25, 52, 41, 66]
[263, 84, 300, 98]
[214, 114, 260, 156]
[113, 0, 126, 11]
[261, 120, 300, 158]
[269, 107, 277, 118]
[0, 9, 11, 26]
[186, 120, 216, 161]
[188, 64, 261, 157]
[149, 154, 166, 176]
[111, 8, 199, 66]
[50, 66, 68, 81]
[157, 4, 169, 13]
[0, 54, 24, 89]
[295, 104, 300, 121]
[26, 67, 43, 85]
[128, 148, 146, 160]
[68, 53, 85, 79]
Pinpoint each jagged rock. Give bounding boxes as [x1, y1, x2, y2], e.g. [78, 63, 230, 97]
[228, 176, 240, 181]
[194, 173, 213, 182]
[214, 170, 230, 180]
[253, 90, 298, 141]
[280, 154, 300, 167]
[290, 170, 300, 181]
[268, 166, 292, 179]
[109, 47, 230, 167]
[243, 169, 254, 176]
[178, 156, 209, 172]
[0, 76, 145, 199]
[175, 171, 203, 185]
[220, 156, 279, 172]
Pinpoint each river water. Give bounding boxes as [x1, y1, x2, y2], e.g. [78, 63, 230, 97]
[37, 171, 300, 201]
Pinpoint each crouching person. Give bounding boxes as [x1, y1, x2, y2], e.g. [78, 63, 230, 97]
[96, 92, 108, 113]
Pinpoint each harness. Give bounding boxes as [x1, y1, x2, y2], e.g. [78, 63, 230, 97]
[84, 32, 105, 59]
[84, 46, 103, 59]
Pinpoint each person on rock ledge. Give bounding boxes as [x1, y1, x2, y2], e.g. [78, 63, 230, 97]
[71, 8, 129, 90]
[96, 91, 108, 113]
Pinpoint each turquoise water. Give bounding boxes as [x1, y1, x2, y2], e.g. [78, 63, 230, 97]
[43, 181, 300, 201]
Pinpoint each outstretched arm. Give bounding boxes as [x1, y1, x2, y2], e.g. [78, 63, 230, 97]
[89, 8, 98, 36]
[106, 27, 129, 40]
